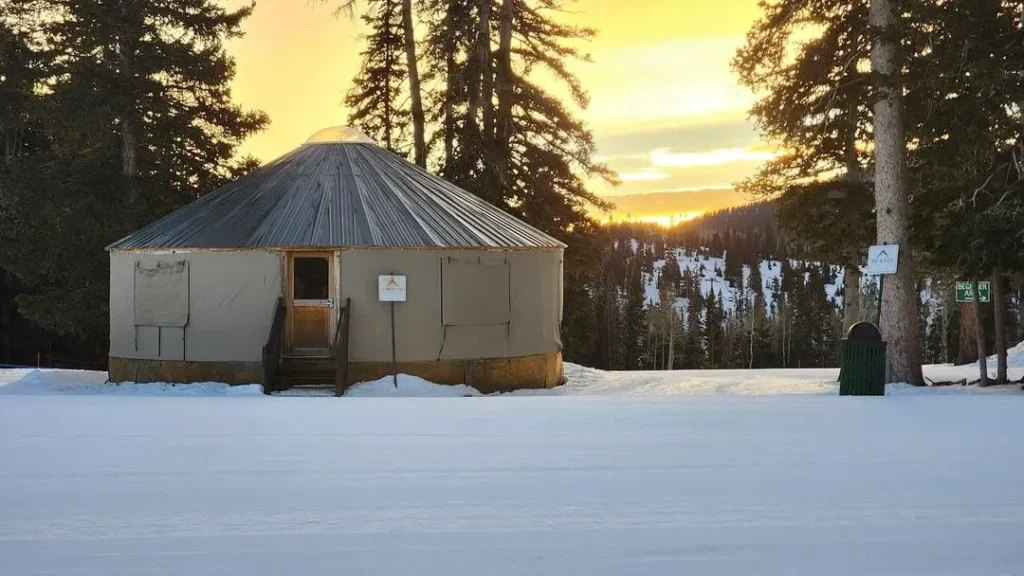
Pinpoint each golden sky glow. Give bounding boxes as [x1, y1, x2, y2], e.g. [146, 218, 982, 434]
[223, 0, 765, 220]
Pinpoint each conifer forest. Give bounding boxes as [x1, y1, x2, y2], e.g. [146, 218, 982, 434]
[4, 0, 1024, 384]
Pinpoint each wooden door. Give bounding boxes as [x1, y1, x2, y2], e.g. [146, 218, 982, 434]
[287, 253, 335, 355]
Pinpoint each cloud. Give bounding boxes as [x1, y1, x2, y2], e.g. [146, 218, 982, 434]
[618, 170, 673, 182]
[650, 147, 775, 169]
[593, 187, 760, 221]
[596, 117, 761, 157]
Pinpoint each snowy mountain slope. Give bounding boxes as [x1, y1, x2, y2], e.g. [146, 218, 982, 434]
[641, 247, 940, 320]
[642, 249, 841, 313]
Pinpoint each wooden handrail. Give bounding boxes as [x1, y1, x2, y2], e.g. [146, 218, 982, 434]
[333, 298, 351, 397]
[261, 297, 286, 395]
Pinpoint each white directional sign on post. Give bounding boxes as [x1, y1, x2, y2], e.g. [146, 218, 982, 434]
[865, 245, 900, 275]
[378, 275, 407, 302]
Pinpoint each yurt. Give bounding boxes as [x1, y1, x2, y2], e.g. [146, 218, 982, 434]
[106, 127, 565, 394]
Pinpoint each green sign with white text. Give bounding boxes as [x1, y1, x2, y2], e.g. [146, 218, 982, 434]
[955, 281, 991, 303]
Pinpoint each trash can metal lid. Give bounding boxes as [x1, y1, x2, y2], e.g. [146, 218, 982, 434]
[847, 322, 882, 342]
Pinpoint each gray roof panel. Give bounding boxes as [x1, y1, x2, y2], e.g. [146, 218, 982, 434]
[108, 142, 565, 250]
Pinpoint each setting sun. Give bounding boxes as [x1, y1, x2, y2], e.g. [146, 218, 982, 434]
[603, 212, 705, 227]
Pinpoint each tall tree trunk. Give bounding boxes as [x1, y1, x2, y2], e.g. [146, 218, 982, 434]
[843, 267, 861, 332]
[401, 0, 426, 166]
[442, 0, 458, 165]
[4, 129, 21, 163]
[749, 300, 755, 369]
[780, 300, 787, 367]
[121, 116, 137, 178]
[0, 269, 10, 364]
[494, 0, 514, 194]
[842, 94, 863, 333]
[478, 0, 494, 142]
[667, 307, 675, 370]
[652, 322, 659, 370]
[956, 303, 978, 365]
[118, 1, 138, 201]
[940, 300, 948, 364]
[993, 268, 1007, 384]
[382, 2, 395, 152]
[972, 279, 989, 386]
[462, 2, 485, 153]
[869, 0, 924, 384]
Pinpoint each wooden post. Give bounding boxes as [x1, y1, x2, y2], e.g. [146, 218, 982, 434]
[972, 279, 988, 387]
[390, 301, 398, 389]
[992, 269, 1007, 384]
[876, 274, 884, 328]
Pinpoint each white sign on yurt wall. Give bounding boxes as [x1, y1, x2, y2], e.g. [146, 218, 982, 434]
[378, 275, 407, 302]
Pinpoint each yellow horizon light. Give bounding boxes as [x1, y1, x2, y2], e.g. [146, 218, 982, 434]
[602, 212, 704, 227]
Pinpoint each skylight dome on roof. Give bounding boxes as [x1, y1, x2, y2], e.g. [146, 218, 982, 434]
[305, 126, 376, 145]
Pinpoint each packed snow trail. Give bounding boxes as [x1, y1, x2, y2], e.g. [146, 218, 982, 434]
[1, 394, 1022, 575]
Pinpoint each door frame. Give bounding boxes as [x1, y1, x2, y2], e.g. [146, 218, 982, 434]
[284, 251, 339, 356]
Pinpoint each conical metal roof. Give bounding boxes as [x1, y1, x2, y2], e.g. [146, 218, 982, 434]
[108, 127, 564, 251]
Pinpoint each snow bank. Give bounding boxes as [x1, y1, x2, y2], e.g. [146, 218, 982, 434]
[5, 342, 1024, 399]
[553, 361, 1020, 397]
[503, 363, 839, 396]
[345, 373, 481, 397]
[0, 368, 262, 397]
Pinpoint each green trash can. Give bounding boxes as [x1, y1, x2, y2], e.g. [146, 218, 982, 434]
[838, 322, 887, 396]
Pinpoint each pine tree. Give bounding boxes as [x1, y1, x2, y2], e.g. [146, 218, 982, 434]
[0, 1, 42, 162]
[904, 0, 1024, 382]
[723, 249, 743, 289]
[660, 251, 682, 291]
[345, 0, 410, 153]
[734, 0, 873, 331]
[0, 0, 266, 344]
[751, 290, 774, 368]
[401, 0, 426, 165]
[869, 0, 923, 384]
[493, 0, 615, 236]
[749, 260, 763, 305]
[560, 279, 599, 366]
[703, 289, 726, 368]
[422, 0, 475, 166]
[680, 294, 706, 370]
[621, 249, 647, 370]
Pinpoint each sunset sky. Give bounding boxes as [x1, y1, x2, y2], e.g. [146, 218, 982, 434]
[224, 0, 767, 222]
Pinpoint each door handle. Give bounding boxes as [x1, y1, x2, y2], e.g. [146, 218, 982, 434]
[327, 298, 335, 307]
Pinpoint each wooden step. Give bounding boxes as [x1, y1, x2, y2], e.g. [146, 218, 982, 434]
[275, 356, 342, 392]
[280, 358, 336, 373]
[279, 372, 334, 384]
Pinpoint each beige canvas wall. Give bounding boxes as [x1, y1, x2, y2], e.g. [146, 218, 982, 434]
[111, 247, 560, 365]
[110, 250, 282, 362]
[340, 248, 562, 363]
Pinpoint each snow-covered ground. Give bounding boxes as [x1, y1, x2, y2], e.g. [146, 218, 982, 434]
[3, 342, 1024, 398]
[1, 358, 1021, 575]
